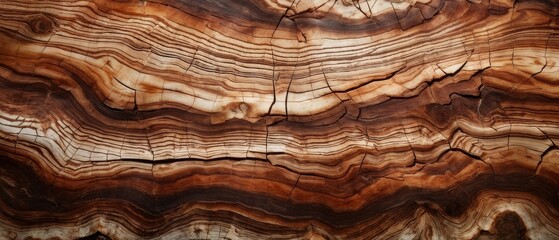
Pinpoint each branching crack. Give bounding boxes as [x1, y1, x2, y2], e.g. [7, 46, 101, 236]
[447, 135, 492, 176]
[353, 0, 371, 18]
[528, 33, 551, 81]
[290, 18, 307, 42]
[533, 127, 558, 178]
[272, 1, 297, 39]
[333, 64, 406, 94]
[268, 0, 297, 117]
[321, 64, 343, 102]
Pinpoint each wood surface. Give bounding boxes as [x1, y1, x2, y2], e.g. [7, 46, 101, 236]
[0, 0, 558, 239]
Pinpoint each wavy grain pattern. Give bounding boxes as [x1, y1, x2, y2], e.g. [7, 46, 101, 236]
[0, 0, 558, 239]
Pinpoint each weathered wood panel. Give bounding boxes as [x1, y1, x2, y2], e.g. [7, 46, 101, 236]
[0, 0, 558, 239]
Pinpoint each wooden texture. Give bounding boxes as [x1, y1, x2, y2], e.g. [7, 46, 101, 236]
[0, 0, 558, 239]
